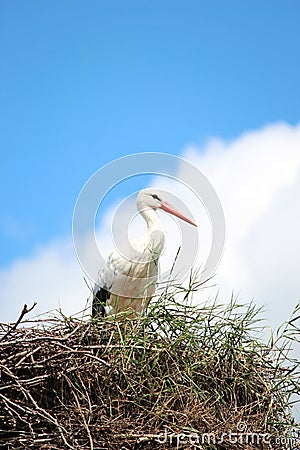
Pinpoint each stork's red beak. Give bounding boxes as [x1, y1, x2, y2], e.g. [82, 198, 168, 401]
[160, 202, 197, 227]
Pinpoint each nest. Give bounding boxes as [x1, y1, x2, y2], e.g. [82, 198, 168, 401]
[0, 295, 299, 449]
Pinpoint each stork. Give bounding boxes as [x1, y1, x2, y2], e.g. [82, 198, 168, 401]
[92, 189, 197, 317]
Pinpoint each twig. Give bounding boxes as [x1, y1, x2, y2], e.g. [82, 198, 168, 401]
[0, 302, 37, 342]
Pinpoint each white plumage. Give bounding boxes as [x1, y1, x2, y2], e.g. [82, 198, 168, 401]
[92, 189, 197, 317]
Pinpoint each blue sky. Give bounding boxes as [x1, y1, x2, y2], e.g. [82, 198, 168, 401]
[1, 0, 300, 266]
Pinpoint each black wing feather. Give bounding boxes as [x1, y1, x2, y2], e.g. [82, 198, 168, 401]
[92, 287, 110, 317]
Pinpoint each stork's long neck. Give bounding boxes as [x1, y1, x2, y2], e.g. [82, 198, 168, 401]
[140, 208, 165, 255]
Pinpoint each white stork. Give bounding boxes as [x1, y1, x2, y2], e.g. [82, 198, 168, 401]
[92, 189, 197, 317]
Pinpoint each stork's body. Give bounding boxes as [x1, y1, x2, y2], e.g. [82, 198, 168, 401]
[92, 189, 196, 317]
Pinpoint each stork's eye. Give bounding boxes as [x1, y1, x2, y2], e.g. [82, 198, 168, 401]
[151, 194, 161, 201]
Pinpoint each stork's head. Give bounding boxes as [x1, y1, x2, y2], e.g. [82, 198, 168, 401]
[136, 189, 197, 227]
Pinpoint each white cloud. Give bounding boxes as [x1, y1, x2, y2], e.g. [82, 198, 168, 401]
[184, 122, 300, 330]
[0, 238, 89, 322]
[1, 121, 300, 336]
